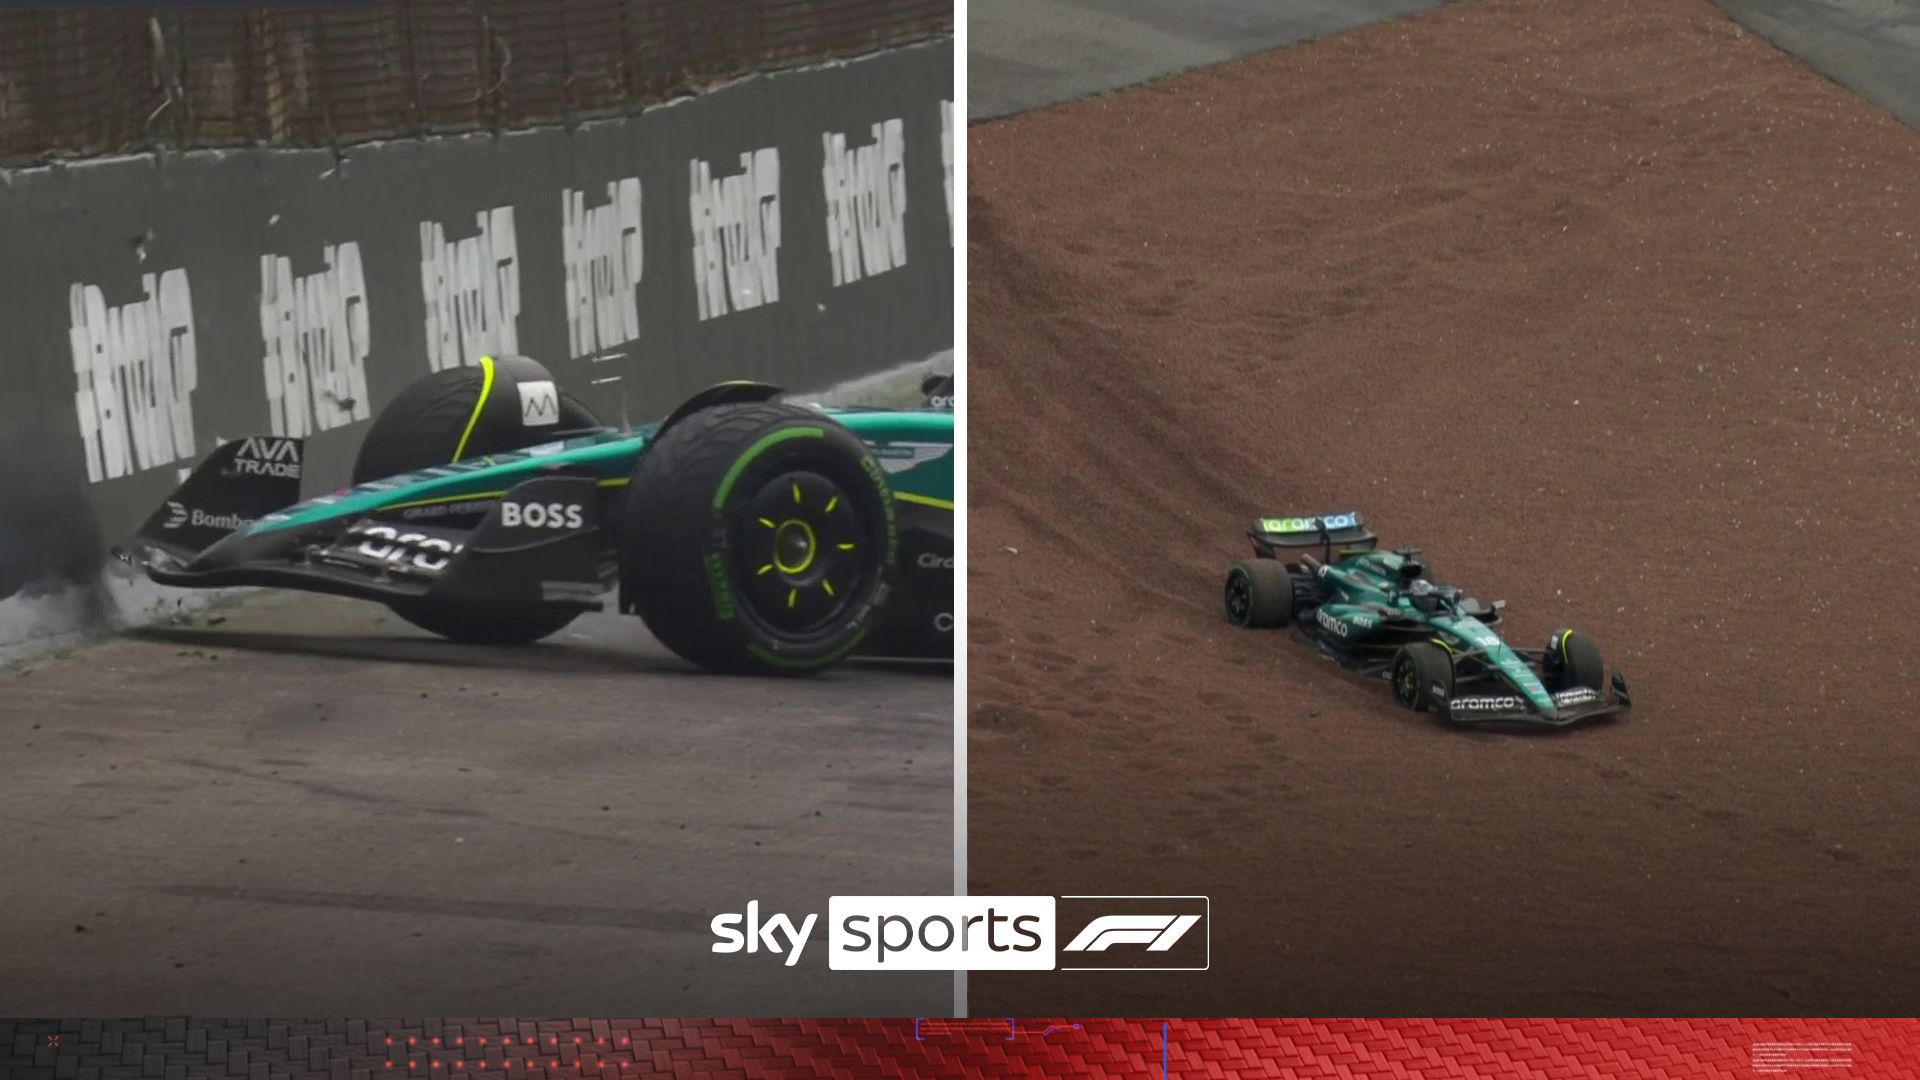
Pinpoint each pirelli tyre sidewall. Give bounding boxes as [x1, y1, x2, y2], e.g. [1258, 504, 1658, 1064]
[622, 402, 898, 675]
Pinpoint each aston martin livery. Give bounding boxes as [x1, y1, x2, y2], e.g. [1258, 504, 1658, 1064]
[1223, 513, 1631, 728]
[125, 356, 954, 676]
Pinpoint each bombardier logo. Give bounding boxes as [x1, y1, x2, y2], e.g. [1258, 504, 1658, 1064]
[519, 380, 561, 427]
[230, 436, 302, 479]
[500, 501, 585, 530]
[158, 501, 246, 531]
[184, 508, 249, 531]
[1062, 915, 1202, 953]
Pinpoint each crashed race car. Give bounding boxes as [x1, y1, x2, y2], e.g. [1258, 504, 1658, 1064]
[125, 355, 954, 676]
[1222, 513, 1630, 728]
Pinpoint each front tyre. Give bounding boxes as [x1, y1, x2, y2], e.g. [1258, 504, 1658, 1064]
[353, 359, 602, 646]
[621, 402, 897, 675]
[1543, 628, 1606, 692]
[1225, 560, 1297, 628]
[352, 362, 600, 484]
[1392, 642, 1455, 713]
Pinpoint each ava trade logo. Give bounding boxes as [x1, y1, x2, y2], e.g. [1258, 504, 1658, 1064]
[227, 435, 303, 479]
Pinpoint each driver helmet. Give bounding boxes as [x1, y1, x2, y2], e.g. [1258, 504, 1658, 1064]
[1408, 578, 1435, 597]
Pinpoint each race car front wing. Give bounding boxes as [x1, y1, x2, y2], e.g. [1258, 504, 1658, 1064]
[1444, 669, 1633, 728]
[132, 472, 612, 615]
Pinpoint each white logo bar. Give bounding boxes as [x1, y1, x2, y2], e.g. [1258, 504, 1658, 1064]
[825, 895, 1055, 971]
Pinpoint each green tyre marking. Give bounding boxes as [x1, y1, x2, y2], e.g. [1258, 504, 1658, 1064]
[703, 552, 737, 622]
[747, 627, 870, 671]
[712, 427, 825, 511]
[857, 451, 900, 566]
[452, 355, 497, 463]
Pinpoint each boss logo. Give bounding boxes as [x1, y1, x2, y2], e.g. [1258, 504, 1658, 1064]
[230, 436, 302, 478]
[500, 500, 585, 530]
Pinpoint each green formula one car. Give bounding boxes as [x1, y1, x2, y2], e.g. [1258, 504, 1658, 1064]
[125, 355, 953, 675]
[1222, 513, 1630, 728]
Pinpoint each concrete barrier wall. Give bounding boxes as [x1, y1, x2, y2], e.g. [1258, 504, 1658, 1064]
[0, 39, 953, 649]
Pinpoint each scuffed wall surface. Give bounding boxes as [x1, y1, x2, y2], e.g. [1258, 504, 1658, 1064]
[0, 39, 954, 650]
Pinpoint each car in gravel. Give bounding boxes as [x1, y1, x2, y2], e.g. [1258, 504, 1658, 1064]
[1222, 513, 1630, 728]
[125, 356, 953, 675]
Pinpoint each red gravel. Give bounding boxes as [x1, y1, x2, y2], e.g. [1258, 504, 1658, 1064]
[968, 0, 1920, 1015]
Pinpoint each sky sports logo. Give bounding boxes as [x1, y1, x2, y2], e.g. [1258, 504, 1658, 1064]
[710, 895, 1209, 971]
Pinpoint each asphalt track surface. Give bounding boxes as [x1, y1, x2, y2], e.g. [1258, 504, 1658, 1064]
[968, 0, 1444, 120]
[1717, 0, 1920, 128]
[0, 592, 951, 1015]
[968, 0, 1920, 1016]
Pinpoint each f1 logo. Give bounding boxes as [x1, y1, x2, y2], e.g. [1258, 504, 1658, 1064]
[1056, 895, 1209, 971]
[1063, 914, 1202, 953]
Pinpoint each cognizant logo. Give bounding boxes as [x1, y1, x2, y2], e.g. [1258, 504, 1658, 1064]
[710, 895, 1209, 971]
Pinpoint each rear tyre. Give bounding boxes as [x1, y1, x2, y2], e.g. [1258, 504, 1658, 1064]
[1543, 628, 1606, 691]
[354, 363, 601, 646]
[1224, 560, 1296, 628]
[1392, 642, 1454, 713]
[620, 402, 897, 675]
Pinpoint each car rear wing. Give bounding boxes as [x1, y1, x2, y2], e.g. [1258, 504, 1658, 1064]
[1247, 512, 1378, 559]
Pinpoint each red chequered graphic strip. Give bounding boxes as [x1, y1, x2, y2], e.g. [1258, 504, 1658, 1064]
[2, 1017, 1916, 1078]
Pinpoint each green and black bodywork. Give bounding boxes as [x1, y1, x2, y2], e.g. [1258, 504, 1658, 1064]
[1223, 513, 1630, 728]
[127, 355, 953, 676]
